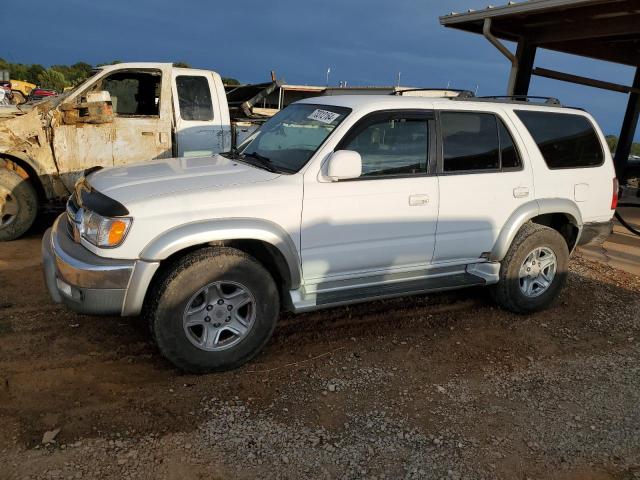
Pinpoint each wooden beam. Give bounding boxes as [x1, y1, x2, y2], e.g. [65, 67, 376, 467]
[532, 67, 640, 94]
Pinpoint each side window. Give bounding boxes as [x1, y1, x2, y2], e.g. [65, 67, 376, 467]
[341, 113, 429, 177]
[176, 75, 214, 121]
[515, 110, 603, 169]
[441, 112, 499, 172]
[99, 71, 161, 116]
[497, 118, 522, 169]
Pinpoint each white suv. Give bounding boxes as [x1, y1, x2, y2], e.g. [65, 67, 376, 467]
[42, 95, 617, 372]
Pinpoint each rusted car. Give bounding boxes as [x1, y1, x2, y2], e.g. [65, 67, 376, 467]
[0, 62, 278, 240]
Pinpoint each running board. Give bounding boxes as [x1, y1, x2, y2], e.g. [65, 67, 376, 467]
[290, 272, 486, 312]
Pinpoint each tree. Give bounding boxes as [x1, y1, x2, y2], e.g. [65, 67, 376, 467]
[605, 135, 618, 153]
[222, 77, 240, 85]
[26, 64, 45, 84]
[37, 69, 66, 93]
[173, 62, 191, 68]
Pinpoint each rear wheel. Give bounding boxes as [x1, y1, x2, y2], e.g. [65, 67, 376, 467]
[0, 169, 38, 241]
[148, 247, 280, 373]
[11, 91, 26, 105]
[491, 222, 569, 313]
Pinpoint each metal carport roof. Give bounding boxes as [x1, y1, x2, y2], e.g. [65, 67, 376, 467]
[440, 0, 640, 180]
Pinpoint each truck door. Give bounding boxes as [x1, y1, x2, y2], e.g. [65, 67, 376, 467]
[52, 67, 173, 190]
[106, 69, 172, 165]
[172, 71, 225, 157]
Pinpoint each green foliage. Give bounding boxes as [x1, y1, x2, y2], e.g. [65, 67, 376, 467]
[0, 58, 241, 91]
[37, 69, 66, 93]
[605, 134, 640, 156]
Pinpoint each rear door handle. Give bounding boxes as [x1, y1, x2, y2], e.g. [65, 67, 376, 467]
[409, 194, 429, 206]
[513, 187, 529, 198]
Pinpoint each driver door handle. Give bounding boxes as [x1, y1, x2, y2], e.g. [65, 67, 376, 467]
[409, 194, 429, 206]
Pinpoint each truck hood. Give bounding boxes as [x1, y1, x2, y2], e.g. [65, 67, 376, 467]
[87, 155, 281, 205]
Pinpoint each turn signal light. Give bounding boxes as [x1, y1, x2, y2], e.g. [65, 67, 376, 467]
[107, 220, 129, 246]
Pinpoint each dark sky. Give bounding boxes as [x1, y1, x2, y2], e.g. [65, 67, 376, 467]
[2, 0, 636, 139]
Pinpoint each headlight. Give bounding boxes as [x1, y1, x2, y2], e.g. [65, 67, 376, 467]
[81, 210, 132, 248]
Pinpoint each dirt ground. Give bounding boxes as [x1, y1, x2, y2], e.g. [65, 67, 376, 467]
[1, 230, 640, 480]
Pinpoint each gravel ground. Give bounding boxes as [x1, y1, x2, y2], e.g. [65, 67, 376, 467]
[1, 234, 639, 479]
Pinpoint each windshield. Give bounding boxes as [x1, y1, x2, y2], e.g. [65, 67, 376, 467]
[236, 103, 351, 173]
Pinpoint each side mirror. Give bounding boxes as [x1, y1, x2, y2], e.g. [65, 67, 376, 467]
[327, 150, 362, 181]
[61, 90, 113, 125]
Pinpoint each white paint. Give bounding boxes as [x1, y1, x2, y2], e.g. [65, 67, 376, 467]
[79, 94, 615, 296]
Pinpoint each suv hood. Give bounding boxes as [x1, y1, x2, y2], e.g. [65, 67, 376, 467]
[87, 154, 280, 205]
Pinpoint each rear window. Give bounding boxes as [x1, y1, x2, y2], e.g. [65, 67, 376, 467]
[515, 111, 603, 169]
[176, 75, 214, 121]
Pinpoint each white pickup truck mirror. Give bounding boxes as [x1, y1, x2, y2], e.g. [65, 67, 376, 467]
[327, 150, 362, 181]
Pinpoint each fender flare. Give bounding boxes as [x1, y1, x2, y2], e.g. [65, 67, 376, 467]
[490, 198, 583, 262]
[140, 217, 302, 289]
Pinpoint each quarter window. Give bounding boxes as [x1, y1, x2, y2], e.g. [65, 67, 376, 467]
[176, 75, 214, 121]
[515, 110, 603, 169]
[341, 113, 429, 177]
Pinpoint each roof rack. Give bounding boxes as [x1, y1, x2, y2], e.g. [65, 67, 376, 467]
[457, 95, 562, 106]
[391, 88, 475, 98]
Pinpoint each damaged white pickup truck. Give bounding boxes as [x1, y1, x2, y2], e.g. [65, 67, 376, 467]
[43, 95, 616, 372]
[0, 62, 278, 240]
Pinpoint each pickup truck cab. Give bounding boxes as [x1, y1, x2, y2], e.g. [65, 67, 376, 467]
[42, 95, 616, 372]
[0, 62, 275, 241]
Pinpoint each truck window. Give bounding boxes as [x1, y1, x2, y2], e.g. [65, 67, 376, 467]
[441, 112, 500, 172]
[238, 104, 351, 173]
[100, 70, 161, 117]
[515, 110, 604, 169]
[340, 113, 428, 177]
[497, 118, 522, 170]
[176, 75, 214, 121]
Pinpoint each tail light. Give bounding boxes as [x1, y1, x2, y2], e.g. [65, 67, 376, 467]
[611, 177, 619, 210]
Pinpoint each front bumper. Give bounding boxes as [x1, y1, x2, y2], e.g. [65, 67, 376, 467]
[42, 215, 144, 316]
[578, 220, 614, 246]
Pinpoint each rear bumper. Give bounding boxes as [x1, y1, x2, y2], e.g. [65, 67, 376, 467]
[578, 220, 613, 246]
[42, 215, 151, 316]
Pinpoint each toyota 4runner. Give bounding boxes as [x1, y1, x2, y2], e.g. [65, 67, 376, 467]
[42, 95, 617, 372]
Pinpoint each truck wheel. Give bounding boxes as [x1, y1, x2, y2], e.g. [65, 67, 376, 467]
[0, 169, 38, 241]
[491, 222, 569, 314]
[11, 91, 26, 105]
[148, 247, 280, 373]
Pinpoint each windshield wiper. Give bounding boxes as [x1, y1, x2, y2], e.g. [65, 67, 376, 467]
[241, 151, 279, 173]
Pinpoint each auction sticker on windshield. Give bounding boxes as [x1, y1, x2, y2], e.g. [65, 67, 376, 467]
[307, 109, 341, 124]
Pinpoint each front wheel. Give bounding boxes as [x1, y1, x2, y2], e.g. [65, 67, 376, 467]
[147, 247, 280, 373]
[491, 222, 569, 313]
[0, 168, 38, 241]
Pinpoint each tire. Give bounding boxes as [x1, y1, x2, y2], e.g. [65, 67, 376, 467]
[11, 91, 26, 105]
[0, 169, 38, 241]
[147, 246, 280, 373]
[491, 222, 569, 314]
